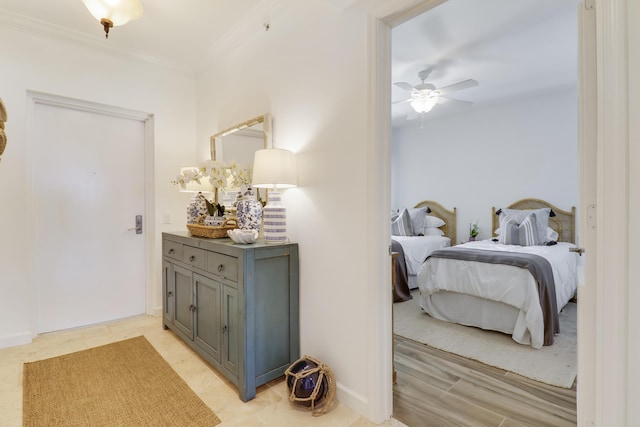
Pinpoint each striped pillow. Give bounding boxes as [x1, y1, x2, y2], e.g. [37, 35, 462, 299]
[391, 208, 413, 236]
[499, 208, 550, 244]
[498, 212, 541, 246]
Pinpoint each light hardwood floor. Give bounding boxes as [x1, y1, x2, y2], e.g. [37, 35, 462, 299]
[393, 335, 577, 427]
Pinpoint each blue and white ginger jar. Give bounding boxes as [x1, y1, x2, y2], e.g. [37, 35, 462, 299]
[236, 189, 262, 231]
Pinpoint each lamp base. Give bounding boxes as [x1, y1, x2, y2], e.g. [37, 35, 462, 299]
[262, 191, 288, 244]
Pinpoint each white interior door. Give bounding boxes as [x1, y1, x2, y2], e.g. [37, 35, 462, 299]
[33, 99, 146, 333]
[577, 2, 597, 424]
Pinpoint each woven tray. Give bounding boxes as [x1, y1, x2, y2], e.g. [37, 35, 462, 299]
[186, 217, 237, 239]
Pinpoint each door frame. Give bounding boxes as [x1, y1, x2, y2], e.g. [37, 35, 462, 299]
[366, 0, 614, 423]
[26, 91, 156, 336]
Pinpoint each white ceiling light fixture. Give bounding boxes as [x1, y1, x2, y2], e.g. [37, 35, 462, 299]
[410, 93, 437, 114]
[82, 0, 144, 39]
[394, 68, 478, 117]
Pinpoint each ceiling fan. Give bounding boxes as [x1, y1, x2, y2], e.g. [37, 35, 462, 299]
[393, 68, 478, 117]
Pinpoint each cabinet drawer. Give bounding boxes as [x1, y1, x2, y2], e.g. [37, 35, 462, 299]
[164, 240, 183, 260]
[183, 246, 206, 270]
[206, 252, 238, 282]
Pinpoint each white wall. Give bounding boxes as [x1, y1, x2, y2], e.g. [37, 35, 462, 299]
[195, 0, 379, 417]
[0, 25, 197, 347]
[392, 86, 578, 242]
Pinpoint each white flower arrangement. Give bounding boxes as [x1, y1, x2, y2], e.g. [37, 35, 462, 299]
[172, 160, 251, 193]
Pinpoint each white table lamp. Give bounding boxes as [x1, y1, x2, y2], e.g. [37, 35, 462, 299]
[252, 149, 297, 243]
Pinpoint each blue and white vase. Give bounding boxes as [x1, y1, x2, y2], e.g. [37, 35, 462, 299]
[187, 192, 209, 224]
[236, 188, 262, 231]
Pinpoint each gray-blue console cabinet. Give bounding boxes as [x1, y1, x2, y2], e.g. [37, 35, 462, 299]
[162, 231, 299, 401]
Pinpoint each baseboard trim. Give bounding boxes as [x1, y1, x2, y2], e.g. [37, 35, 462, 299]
[0, 332, 32, 349]
[335, 381, 368, 419]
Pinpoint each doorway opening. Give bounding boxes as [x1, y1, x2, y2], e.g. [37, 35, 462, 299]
[374, 0, 590, 423]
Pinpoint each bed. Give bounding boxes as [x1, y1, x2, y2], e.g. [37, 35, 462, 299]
[417, 198, 578, 349]
[392, 200, 456, 301]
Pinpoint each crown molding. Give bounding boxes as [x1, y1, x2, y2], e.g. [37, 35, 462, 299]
[0, 8, 195, 75]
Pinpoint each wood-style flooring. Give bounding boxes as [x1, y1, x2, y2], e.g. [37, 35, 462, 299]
[392, 335, 577, 427]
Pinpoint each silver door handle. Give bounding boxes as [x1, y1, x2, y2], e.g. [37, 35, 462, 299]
[569, 247, 585, 256]
[128, 215, 143, 234]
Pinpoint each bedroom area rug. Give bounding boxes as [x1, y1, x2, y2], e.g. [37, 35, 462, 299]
[393, 291, 577, 389]
[23, 336, 221, 427]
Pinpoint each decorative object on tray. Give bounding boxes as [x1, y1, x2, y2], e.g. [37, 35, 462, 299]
[186, 216, 237, 239]
[468, 220, 479, 241]
[204, 215, 225, 226]
[227, 229, 258, 244]
[236, 187, 262, 230]
[252, 148, 297, 244]
[0, 97, 7, 162]
[285, 355, 336, 416]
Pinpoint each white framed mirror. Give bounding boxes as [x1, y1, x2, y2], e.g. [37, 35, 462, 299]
[209, 113, 272, 203]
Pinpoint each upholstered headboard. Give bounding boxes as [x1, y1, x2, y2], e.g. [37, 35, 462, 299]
[491, 198, 576, 243]
[414, 200, 457, 245]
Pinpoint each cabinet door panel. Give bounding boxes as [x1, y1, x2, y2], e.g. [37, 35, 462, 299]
[194, 274, 222, 363]
[254, 256, 291, 375]
[222, 285, 239, 378]
[162, 260, 174, 328]
[173, 264, 194, 339]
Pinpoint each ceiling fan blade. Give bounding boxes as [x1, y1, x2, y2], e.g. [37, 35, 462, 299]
[436, 79, 478, 95]
[437, 97, 473, 106]
[392, 98, 412, 105]
[394, 82, 416, 92]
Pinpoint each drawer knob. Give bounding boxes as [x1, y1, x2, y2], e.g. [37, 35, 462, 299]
[189, 255, 196, 262]
[167, 291, 173, 297]
[168, 249, 174, 254]
[217, 264, 224, 272]
[222, 325, 227, 333]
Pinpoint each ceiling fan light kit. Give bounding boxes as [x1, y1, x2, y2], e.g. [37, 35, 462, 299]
[82, 0, 144, 38]
[394, 68, 478, 117]
[410, 97, 436, 113]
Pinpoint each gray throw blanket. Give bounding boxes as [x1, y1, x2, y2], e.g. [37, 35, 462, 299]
[427, 247, 560, 346]
[391, 240, 412, 302]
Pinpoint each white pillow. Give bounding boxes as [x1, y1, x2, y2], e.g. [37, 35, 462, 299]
[424, 227, 444, 236]
[495, 226, 559, 241]
[547, 227, 559, 241]
[424, 215, 445, 228]
[406, 207, 429, 236]
[391, 208, 413, 236]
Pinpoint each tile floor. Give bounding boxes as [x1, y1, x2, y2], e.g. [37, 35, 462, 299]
[0, 315, 405, 427]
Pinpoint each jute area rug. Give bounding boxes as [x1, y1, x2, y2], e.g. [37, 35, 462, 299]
[394, 291, 577, 389]
[23, 336, 221, 427]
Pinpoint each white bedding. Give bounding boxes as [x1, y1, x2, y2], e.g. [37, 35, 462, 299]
[417, 240, 578, 349]
[392, 235, 451, 288]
